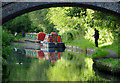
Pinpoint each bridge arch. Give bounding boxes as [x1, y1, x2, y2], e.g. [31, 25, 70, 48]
[2, 2, 120, 24]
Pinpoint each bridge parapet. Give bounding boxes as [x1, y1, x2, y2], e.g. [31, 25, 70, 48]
[1, 1, 120, 24]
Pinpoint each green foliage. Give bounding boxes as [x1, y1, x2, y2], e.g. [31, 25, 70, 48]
[2, 6, 119, 57]
[2, 30, 14, 46]
[2, 7, 119, 82]
[3, 7, 119, 48]
[85, 28, 114, 44]
[98, 58, 120, 71]
[2, 29, 13, 82]
[47, 7, 85, 34]
[2, 30, 14, 59]
[3, 14, 32, 33]
[13, 33, 25, 42]
[92, 48, 109, 58]
[46, 7, 119, 55]
[82, 9, 119, 45]
[62, 30, 83, 41]
[2, 46, 13, 59]
[47, 7, 119, 48]
[28, 9, 56, 33]
[65, 7, 87, 18]
[2, 8, 57, 34]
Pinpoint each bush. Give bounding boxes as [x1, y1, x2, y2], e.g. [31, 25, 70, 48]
[2, 30, 14, 46]
[2, 46, 13, 59]
[62, 30, 84, 41]
[2, 30, 14, 59]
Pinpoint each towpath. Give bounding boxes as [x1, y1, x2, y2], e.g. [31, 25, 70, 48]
[94, 49, 119, 60]
[104, 49, 119, 58]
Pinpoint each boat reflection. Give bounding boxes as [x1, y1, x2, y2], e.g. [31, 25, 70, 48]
[25, 47, 65, 64]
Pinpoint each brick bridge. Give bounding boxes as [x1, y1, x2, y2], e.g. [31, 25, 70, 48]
[1, 1, 120, 24]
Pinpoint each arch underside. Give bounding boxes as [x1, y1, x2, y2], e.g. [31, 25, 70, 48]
[2, 2, 120, 24]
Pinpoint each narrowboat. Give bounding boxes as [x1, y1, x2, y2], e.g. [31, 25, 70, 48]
[25, 32, 45, 43]
[25, 32, 65, 48]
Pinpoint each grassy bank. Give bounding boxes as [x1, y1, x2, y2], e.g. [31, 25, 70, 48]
[92, 48, 109, 58]
[97, 58, 120, 73]
[63, 38, 95, 49]
[100, 44, 118, 55]
[99, 58, 120, 69]
[63, 38, 110, 58]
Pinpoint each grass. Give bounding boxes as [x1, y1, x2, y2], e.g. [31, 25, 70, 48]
[98, 58, 120, 71]
[92, 48, 109, 58]
[63, 38, 110, 58]
[63, 37, 119, 57]
[100, 44, 118, 55]
[63, 38, 95, 49]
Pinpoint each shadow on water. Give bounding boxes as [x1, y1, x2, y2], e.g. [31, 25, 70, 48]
[2, 42, 120, 81]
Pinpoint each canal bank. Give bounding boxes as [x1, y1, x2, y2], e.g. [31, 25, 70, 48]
[65, 44, 120, 76]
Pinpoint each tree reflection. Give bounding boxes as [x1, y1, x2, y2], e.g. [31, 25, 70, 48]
[47, 52, 96, 81]
[7, 43, 105, 81]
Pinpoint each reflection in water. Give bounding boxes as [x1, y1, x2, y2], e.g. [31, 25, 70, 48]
[4, 43, 120, 81]
[47, 52, 95, 81]
[25, 47, 64, 64]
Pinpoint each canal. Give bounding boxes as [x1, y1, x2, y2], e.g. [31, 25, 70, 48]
[3, 42, 120, 81]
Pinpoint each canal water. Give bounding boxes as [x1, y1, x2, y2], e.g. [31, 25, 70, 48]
[3, 43, 120, 81]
